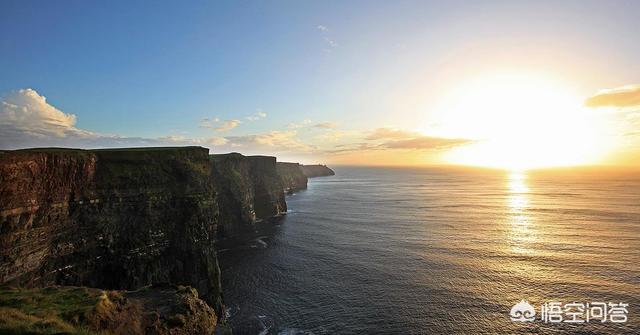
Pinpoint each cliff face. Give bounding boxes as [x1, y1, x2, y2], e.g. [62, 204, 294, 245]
[247, 156, 287, 220]
[0, 146, 334, 333]
[0, 147, 223, 312]
[210, 153, 256, 237]
[301, 164, 335, 178]
[209, 153, 288, 238]
[276, 162, 308, 194]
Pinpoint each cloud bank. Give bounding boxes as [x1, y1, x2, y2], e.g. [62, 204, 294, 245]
[0, 89, 92, 140]
[585, 84, 640, 108]
[226, 130, 313, 152]
[325, 128, 473, 154]
[364, 128, 472, 149]
[1, 89, 474, 163]
[0, 89, 312, 154]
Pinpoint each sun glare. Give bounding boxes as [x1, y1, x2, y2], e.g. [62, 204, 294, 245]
[432, 73, 612, 169]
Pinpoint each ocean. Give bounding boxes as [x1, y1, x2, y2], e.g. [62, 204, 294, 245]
[217, 166, 640, 334]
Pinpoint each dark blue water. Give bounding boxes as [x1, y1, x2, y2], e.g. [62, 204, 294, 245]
[218, 166, 640, 334]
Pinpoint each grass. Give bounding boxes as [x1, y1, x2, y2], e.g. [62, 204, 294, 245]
[0, 287, 112, 335]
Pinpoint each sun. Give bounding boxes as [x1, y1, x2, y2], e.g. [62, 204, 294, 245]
[430, 72, 612, 170]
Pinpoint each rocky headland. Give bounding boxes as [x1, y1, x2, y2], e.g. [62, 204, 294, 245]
[300, 164, 335, 178]
[276, 162, 308, 194]
[0, 147, 332, 334]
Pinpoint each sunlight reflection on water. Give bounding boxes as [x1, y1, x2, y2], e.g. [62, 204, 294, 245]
[507, 172, 537, 255]
[221, 167, 640, 334]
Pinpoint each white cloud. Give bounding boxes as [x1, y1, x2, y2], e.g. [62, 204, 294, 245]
[323, 37, 338, 48]
[199, 117, 220, 128]
[322, 127, 473, 153]
[226, 130, 312, 152]
[365, 128, 420, 140]
[315, 130, 351, 142]
[200, 116, 242, 131]
[287, 119, 312, 129]
[585, 84, 640, 108]
[157, 135, 187, 142]
[0, 88, 92, 140]
[316, 24, 337, 50]
[204, 136, 229, 146]
[0, 88, 237, 150]
[286, 120, 337, 129]
[213, 119, 241, 132]
[245, 110, 267, 121]
[313, 122, 337, 129]
[0, 88, 470, 160]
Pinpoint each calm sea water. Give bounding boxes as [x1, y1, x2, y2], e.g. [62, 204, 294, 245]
[218, 166, 640, 334]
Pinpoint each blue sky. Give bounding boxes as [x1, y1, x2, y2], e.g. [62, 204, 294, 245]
[1, 1, 639, 166]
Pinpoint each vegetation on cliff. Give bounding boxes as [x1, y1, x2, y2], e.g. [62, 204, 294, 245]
[0, 285, 217, 335]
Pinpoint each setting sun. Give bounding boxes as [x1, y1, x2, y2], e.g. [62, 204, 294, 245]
[434, 73, 613, 169]
[1, 2, 639, 334]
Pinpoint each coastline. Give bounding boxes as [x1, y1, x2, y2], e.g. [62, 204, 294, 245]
[0, 146, 334, 334]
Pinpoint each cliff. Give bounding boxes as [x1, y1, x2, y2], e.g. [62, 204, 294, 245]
[210, 153, 256, 237]
[301, 164, 335, 177]
[210, 153, 288, 238]
[0, 146, 334, 333]
[247, 156, 287, 220]
[276, 162, 308, 194]
[0, 284, 218, 334]
[0, 147, 223, 314]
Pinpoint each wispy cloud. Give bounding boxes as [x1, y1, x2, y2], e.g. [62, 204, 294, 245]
[316, 24, 337, 51]
[287, 119, 312, 129]
[246, 109, 267, 121]
[585, 84, 640, 108]
[365, 128, 421, 140]
[323, 37, 338, 48]
[213, 119, 241, 132]
[287, 120, 337, 130]
[315, 130, 352, 142]
[321, 127, 473, 154]
[380, 136, 472, 150]
[362, 127, 472, 150]
[313, 122, 338, 129]
[199, 117, 220, 128]
[226, 130, 313, 152]
[200, 117, 241, 132]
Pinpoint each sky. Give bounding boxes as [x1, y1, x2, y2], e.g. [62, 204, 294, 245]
[1, 0, 639, 168]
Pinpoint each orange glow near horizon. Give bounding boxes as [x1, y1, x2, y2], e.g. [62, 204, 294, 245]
[431, 73, 614, 170]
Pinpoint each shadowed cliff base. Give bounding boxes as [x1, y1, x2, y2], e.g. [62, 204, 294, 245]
[0, 146, 333, 334]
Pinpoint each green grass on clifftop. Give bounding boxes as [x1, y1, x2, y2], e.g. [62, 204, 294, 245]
[0, 287, 109, 335]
